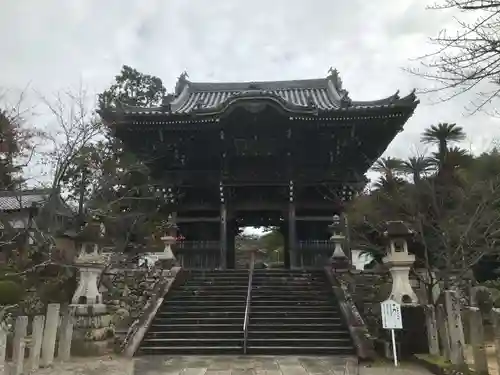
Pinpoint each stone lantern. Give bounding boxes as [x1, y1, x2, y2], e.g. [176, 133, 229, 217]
[157, 214, 178, 268]
[71, 218, 108, 306]
[70, 217, 113, 355]
[328, 214, 350, 269]
[382, 221, 418, 304]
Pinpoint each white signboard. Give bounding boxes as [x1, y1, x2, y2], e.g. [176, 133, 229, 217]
[381, 299, 403, 330]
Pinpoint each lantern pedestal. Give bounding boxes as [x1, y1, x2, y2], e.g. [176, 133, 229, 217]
[382, 221, 418, 305]
[328, 215, 351, 271]
[71, 244, 112, 355]
[383, 252, 418, 304]
[157, 235, 177, 269]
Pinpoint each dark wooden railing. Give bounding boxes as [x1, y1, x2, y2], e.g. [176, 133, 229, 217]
[243, 251, 256, 354]
[297, 240, 335, 268]
[173, 240, 221, 269]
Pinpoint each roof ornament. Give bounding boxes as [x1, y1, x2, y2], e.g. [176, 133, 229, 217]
[327, 67, 343, 92]
[328, 68, 352, 109]
[174, 71, 189, 97]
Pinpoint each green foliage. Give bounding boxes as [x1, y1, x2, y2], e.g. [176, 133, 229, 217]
[349, 123, 500, 292]
[0, 280, 24, 305]
[98, 65, 166, 110]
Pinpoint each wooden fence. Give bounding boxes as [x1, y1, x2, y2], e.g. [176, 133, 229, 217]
[0, 303, 74, 375]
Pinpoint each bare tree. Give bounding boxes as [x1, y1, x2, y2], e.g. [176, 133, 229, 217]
[409, 1, 500, 112]
[350, 174, 500, 303]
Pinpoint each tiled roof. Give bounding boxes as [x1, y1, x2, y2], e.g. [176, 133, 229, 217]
[0, 189, 50, 211]
[0, 189, 74, 214]
[102, 70, 418, 118]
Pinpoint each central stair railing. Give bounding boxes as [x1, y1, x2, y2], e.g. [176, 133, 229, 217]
[243, 250, 256, 354]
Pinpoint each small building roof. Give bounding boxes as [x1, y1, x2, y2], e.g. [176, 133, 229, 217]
[0, 189, 74, 216]
[100, 69, 419, 119]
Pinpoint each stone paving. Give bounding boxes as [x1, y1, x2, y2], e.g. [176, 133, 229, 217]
[32, 355, 434, 375]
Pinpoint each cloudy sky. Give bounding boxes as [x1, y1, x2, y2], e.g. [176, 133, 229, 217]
[1, 0, 499, 161]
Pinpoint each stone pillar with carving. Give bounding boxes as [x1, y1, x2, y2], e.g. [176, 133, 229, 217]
[71, 218, 113, 356]
[329, 214, 350, 270]
[157, 213, 178, 269]
[382, 221, 418, 305]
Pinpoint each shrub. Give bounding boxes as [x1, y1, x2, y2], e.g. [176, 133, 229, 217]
[0, 280, 25, 305]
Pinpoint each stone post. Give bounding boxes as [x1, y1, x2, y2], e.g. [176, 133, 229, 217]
[490, 308, 500, 373]
[425, 305, 440, 356]
[27, 315, 45, 373]
[328, 214, 350, 269]
[437, 304, 451, 361]
[382, 221, 418, 304]
[12, 315, 28, 375]
[0, 323, 7, 375]
[58, 306, 75, 361]
[41, 303, 60, 367]
[468, 307, 489, 375]
[444, 290, 466, 365]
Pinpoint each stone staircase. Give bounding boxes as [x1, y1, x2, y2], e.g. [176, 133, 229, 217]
[138, 269, 248, 355]
[138, 269, 354, 355]
[247, 269, 355, 355]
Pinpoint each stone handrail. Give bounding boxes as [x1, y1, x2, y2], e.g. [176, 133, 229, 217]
[121, 266, 185, 357]
[324, 266, 375, 361]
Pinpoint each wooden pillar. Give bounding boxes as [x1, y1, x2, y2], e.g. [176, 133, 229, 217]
[288, 180, 297, 269]
[281, 223, 290, 269]
[226, 218, 236, 269]
[220, 181, 227, 270]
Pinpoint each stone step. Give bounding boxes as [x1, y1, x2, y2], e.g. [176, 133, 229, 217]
[138, 346, 242, 355]
[146, 330, 243, 339]
[141, 338, 243, 347]
[149, 323, 242, 331]
[247, 337, 352, 347]
[153, 317, 244, 325]
[157, 311, 245, 318]
[250, 310, 339, 318]
[250, 323, 345, 331]
[250, 316, 341, 324]
[180, 285, 249, 290]
[159, 302, 246, 315]
[250, 300, 336, 307]
[165, 295, 247, 301]
[246, 345, 354, 355]
[246, 330, 351, 339]
[251, 294, 331, 302]
[250, 304, 339, 312]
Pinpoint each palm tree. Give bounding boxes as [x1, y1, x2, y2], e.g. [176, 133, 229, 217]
[372, 157, 404, 189]
[421, 123, 466, 168]
[400, 156, 434, 184]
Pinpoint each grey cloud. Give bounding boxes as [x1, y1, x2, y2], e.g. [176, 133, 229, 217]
[1, 0, 500, 162]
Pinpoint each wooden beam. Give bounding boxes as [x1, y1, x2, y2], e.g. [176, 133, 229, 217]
[296, 216, 335, 221]
[177, 217, 220, 223]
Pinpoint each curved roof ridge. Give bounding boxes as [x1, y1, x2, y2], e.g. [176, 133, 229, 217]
[188, 78, 330, 92]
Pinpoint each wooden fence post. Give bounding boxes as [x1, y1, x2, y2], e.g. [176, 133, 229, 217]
[27, 315, 45, 373]
[57, 305, 74, 361]
[41, 303, 60, 367]
[468, 307, 489, 375]
[12, 316, 28, 375]
[0, 322, 7, 375]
